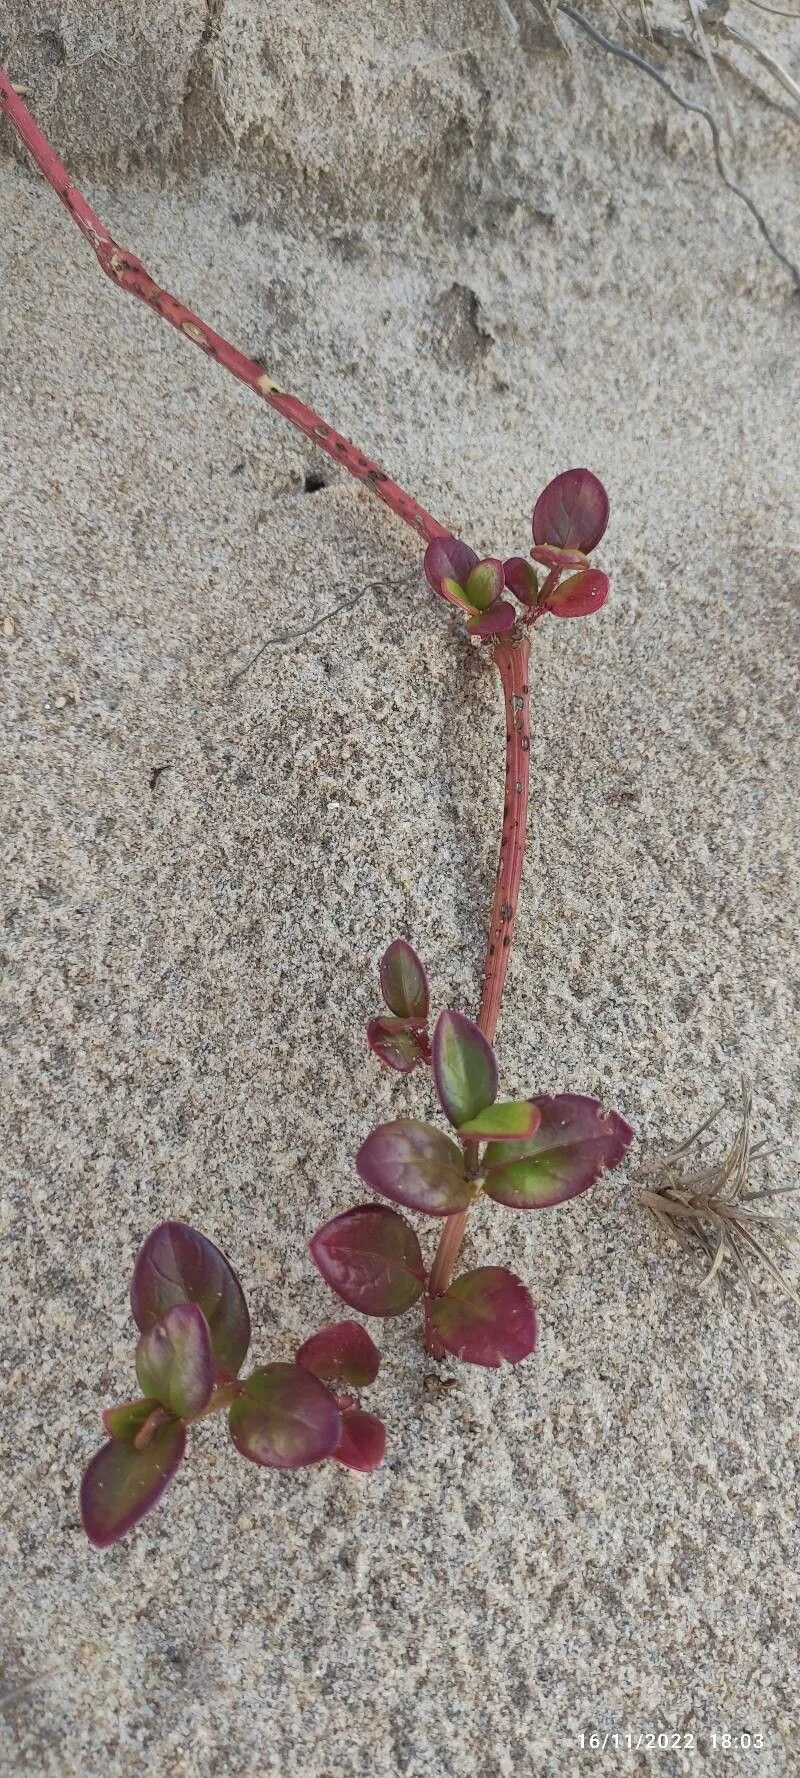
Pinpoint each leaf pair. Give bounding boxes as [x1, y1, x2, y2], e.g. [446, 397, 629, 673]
[310, 1206, 536, 1369]
[352, 1092, 632, 1222]
[81, 1225, 385, 1549]
[324, 940, 634, 1368]
[432, 1007, 541, 1141]
[513, 467, 610, 619]
[371, 943, 543, 1146]
[229, 1327, 384, 1478]
[423, 539, 516, 639]
[364, 1006, 548, 1222]
[368, 937, 430, 1074]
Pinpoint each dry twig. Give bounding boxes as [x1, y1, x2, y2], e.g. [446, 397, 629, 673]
[640, 1081, 800, 1309]
[559, 4, 800, 292]
[717, 15, 800, 109]
[741, 0, 800, 17]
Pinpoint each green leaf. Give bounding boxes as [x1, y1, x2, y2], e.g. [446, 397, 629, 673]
[135, 1302, 214, 1420]
[432, 1009, 498, 1128]
[440, 576, 476, 613]
[464, 559, 504, 611]
[458, 1100, 542, 1141]
[379, 939, 429, 1020]
[101, 1399, 160, 1443]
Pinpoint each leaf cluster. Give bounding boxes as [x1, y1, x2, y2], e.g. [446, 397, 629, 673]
[81, 1224, 384, 1547]
[313, 941, 633, 1367]
[424, 468, 612, 638]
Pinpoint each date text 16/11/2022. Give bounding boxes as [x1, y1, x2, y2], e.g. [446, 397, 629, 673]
[578, 1732, 766, 1752]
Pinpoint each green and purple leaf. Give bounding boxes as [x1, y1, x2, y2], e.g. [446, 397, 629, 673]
[296, 1320, 381, 1389]
[532, 468, 609, 555]
[228, 1363, 341, 1469]
[482, 1092, 634, 1209]
[334, 1409, 386, 1472]
[80, 1417, 186, 1548]
[432, 1009, 498, 1128]
[310, 1203, 426, 1316]
[134, 1302, 214, 1421]
[424, 535, 479, 598]
[465, 559, 504, 611]
[503, 556, 539, 608]
[427, 1267, 537, 1368]
[130, 1221, 250, 1382]
[356, 1118, 472, 1216]
[101, 1398, 160, 1443]
[458, 1100, 542, 1142]
[466, 599, 517, 639]
[367, 1015, 428, 1074]
[379, 938, 429, 1020]
[544, 568, 610, 619]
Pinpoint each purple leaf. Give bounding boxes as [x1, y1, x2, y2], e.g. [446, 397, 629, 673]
[424, 535, 479, 596]
[482, 1092, 634, 1209]
[134, 1302, 214, 1421]
[367, 1016, 428, 1074]
[465, 559, 505, 611]
[432, 1009, 498, 1128]
[545, 568, 610, 619]
[296, 1320, 381, 1388]
[532, 469, 609, 554]
[356, 1118, 472, 1216]
[309, 1203, 426, 1316]
[428, 1268, 537, 1368]
[379, 939, 429, 1020]
[457, 1100, 542, 1142]
[228, 1363, 341, 1469]
[80, 1418, 186, 1548]
[466, 599, 517, 639]
[335, 1409, 386, 1472]
[102, 1398, 160, 1443]
[130, 1222, 250, 1382]
[503, 556, 539, 608]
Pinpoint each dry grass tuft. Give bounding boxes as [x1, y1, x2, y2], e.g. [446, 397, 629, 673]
[639, 1081, 799, 1311]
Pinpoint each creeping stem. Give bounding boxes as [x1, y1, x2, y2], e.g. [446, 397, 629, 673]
[0, 72, 536, 1326]
[477, 635, 532, 1047]
[427, 634, 532, 1305]
[0, 70, 449, 547]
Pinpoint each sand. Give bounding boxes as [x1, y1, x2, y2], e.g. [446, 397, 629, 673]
[1, 6, 799, 1774]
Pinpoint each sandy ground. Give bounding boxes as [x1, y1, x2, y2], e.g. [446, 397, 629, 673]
[1, 12, 799, 1776]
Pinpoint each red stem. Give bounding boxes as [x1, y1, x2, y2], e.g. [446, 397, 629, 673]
[427, 633, 532, 1306]
[477, 635, 532, 1046]
[0, 69, 449, 547]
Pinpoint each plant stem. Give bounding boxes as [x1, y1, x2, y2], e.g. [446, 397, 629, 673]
[427, 633, 532, 1309]
[0, 72, 537, 1330]
[0, 69, 450, 547]
[477, 635, 532, 1047]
